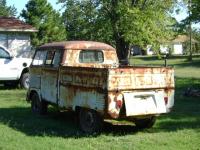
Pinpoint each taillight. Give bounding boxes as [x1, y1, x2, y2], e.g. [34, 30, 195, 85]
[164, 97, 168, 105]
[116, 100, 122, 108]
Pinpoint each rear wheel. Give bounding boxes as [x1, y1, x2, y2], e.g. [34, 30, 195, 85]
[134, 116, 156, 129]
[20, 72, 29, 89]
[79, 108, 103, 134]
[31, 93, 47, 115]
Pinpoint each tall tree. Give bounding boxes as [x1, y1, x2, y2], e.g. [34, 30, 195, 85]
[0, 0, 17, 17]
[59, 0, 176, 63]
[177, 0, 200, 61]
[190, 0, 200, 23]
[21, 0, 66, 46]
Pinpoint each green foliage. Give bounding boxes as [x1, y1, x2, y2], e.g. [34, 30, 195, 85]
[61, 0, 113, 43]
[190, 0, 200, 23]
[177, 0, 200, 30]
[107, 1, 175, 50]
[21, 0, 67, 46]
[59, 0, 176, 61]
[0, 0, 17, 17]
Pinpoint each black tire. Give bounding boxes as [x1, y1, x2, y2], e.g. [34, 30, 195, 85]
[31, 93, 47, 115]
[20, 72, 30, 89]
[4, 82, 19, 89]
[134, 116, 156, 129]
[79, 108, 103, 134]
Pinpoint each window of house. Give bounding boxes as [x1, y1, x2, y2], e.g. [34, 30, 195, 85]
[79, 50, 104, 63]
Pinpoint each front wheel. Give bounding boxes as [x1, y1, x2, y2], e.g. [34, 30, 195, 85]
[20, 72, 30, 89]
[79, 108, 103, 134]
[31, 93, 47, 115]
[134, 116, 156, 129]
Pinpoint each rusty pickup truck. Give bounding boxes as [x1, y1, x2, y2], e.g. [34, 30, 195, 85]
[27, 41, 174, 133]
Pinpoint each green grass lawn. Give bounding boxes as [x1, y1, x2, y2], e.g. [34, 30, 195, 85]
[0, 56, 200, 150]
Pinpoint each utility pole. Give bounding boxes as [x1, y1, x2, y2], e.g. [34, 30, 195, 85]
[188, 0, 192, 61]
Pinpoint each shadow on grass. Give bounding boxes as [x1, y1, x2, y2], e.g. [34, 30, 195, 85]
[0, 100, 200, 138]
[0, 107, 79, 137]
[174, 59, 200, 68]
[0, 84, 20, 90]
[0, 107, 140, 137]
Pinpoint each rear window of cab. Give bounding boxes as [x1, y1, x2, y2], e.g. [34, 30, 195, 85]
[79, 50, 104, 63]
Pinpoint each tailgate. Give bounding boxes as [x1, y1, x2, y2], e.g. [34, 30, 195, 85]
[123, 91, 167, 116]
[107, 67, 174, 90]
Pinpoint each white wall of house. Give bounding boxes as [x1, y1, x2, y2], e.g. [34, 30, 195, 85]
[160, 45, 169, 54]
[146, 45, 154, 55]
[0, 33, 31, 56]
[173, 43, 183, 55]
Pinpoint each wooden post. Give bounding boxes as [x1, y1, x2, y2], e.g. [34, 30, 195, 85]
[188, 0, 192, 61]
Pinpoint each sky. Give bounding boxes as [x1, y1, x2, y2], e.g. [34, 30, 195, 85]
[7, 0, 63, 16]
[6, 0, 199, 29]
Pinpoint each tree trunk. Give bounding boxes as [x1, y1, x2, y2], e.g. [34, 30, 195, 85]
[188, 0, 193, 62]
[109, 0, 130, 65]
[114, 34, 130, 65]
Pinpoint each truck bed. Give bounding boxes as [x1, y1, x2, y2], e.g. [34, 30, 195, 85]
[60, 66, 174, 91]
[108, 66, 174, 91]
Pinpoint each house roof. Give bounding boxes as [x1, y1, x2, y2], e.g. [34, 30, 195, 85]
[172, 35, 198, 43]
[0, 17, 37, 32]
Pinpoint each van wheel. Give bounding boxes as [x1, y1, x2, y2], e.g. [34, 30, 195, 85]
[4, 82, 18, 89]
[79, 108, 102, 134]
[31, 93, 47, 115]
[20, 72, 30, 89]
[134, 116, 156, 129]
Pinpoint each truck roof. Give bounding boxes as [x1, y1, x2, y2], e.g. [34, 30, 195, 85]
[38, 41, 115, 51]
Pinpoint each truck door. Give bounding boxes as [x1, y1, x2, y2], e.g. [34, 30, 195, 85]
[0, 47, 19, 80]
[30, 50, 47, 89]
[41, 50, 61, 103]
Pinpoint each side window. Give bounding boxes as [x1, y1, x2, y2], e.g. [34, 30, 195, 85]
[32, 50, 47, 66]
[0, 47, 10, 58]
[79, 50, 104, 63]
[52, 51, 61, 67]
[45, 51, 55, 65]
[44, 50, 61, 67]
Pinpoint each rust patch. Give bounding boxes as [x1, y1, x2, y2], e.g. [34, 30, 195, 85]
[39, 41, 116, 51]
[106, 91, 124, 119]
[108, 67, 174, 91]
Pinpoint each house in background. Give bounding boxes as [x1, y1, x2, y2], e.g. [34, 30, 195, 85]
[131, 45, 155, 56]
[171, 35, 198, 55]
[160, 35, 198, 55]
[0, 17, 37, 56]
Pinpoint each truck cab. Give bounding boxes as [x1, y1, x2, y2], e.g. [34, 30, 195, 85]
[27, 41, 175, 133]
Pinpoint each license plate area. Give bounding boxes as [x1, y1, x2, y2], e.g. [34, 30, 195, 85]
[123, 91, 166, 116]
